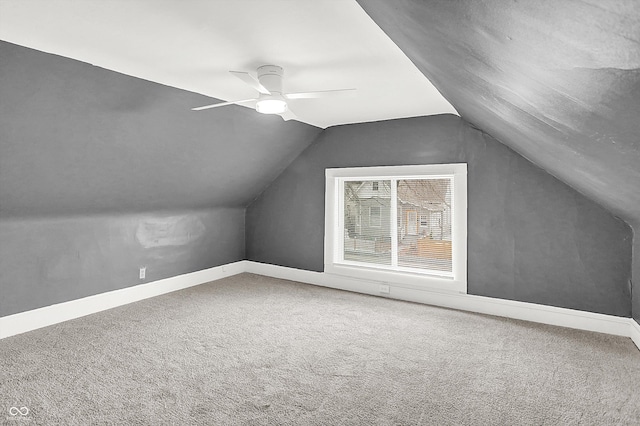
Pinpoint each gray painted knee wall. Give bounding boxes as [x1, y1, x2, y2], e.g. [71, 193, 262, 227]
[246, 115, 632, 317]
[633, 228, 640, 323]
[0, 208, 245, 317]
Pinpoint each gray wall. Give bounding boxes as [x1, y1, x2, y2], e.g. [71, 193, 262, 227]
[0, 208, 244, 317]
[356, 0, 640, 227]
[246, 115, 632, 317]
[355, 0, 640, 322]
[0, 41, 321, 218]
[0, 41, 319, 318]
[633, 227, 640, 323]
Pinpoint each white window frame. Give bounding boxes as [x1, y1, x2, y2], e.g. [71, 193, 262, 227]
[325, 164, 467, 293]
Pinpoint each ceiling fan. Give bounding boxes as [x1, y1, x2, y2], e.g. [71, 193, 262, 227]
[192, 65, 356, 121]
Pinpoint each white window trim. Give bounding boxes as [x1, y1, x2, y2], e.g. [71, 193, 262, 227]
[325, 164, 467, 294]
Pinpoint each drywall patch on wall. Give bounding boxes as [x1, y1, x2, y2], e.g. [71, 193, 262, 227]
[246, 115, 632, 317]
[135, 215, 206, 248]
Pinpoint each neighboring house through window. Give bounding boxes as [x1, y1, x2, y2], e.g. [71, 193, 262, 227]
[369, 206, 381, 227]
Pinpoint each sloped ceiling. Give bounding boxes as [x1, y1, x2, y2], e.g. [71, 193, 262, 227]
[0, 41, 322, 217]
[0, 0, 457, 129]
[356, 0, 640, 226]
[2, 0, 639, 226]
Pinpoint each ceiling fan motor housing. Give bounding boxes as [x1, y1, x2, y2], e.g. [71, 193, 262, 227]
[257, 65, 284, 94]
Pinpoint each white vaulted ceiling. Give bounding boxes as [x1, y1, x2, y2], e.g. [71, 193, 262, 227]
[0, 0, 457, 129]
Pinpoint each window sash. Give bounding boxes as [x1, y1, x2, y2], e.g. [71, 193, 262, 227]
[339, 176, 454, 278]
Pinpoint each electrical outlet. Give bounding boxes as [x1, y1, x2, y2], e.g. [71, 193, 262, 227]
[379, 284, 390, 294]
[139, 266, 146, 280]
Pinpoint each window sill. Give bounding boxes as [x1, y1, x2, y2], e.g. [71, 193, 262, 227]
[325, 263, 466, 294]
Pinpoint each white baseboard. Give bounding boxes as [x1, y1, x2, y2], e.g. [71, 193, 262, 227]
[244, 261, 638, 348]
[2, 259, 639, 353]
[631, 319, 640, 352]
[0, 261, 247, 339]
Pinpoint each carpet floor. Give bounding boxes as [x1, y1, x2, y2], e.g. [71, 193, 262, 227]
[1, 273, 639, 425]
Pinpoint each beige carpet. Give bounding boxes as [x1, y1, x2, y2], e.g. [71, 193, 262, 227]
[1, 273, 639, 425]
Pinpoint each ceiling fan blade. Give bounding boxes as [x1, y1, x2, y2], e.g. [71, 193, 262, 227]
[280, 108, 298, 121]
[191, 98, 256, 111]
[230, 71, 271, 95]
[285, 88, 356, 99]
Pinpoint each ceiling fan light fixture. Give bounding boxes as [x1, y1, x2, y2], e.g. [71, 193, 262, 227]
[191, 64, 355, 119]
[256, 98, 287, 114]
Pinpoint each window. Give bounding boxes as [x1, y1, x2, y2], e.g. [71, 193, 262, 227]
[325, 164, 467, 292]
